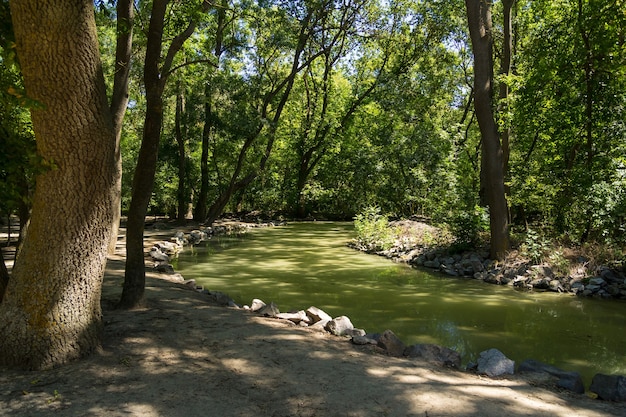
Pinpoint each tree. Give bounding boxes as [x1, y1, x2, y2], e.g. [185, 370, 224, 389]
[108, 0, 134, 254]
[465, 0, 510, 259]
[120, 0, 211, 308]
[0, 0, 116, 369]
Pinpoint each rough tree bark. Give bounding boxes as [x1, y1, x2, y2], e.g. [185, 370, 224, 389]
[0, 0, 116, 369]
[465, 0, 510, 260]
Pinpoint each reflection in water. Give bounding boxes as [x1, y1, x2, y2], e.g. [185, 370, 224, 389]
[173, 222, 626, 384]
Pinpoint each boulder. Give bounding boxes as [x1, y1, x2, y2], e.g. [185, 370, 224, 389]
[325, 316, 354, 336]
[518, 359, 584, 394]
[149, 247, 169, 262]
[207, 290, 232, 306]
[343, 328, 366, 337]
[352, 335, 378, 345]
[590, 374, 626, 401]
[258, 302, 280, 317]
[377, 330, 406, 357]
[588, 277, 606, 287]
[309, 319, 331, 332]
[276, 310, 310, 325]
[306, 306, 333, 324]
[250, 299, 266, 312]
[477, 348, 514, 377]
[404, 344, 461, 368]
[153, 261, 174, 274]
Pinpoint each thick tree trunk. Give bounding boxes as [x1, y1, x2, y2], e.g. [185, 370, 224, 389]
[0, 0, 116, 369]
[465, 0, 510, 260]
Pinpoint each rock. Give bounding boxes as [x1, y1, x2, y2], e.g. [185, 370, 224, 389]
[423, 260, 440, 269]
[549, 280, 564, 292]
[306, 306, 333, 324]
[276, 310, 310, 325]
[250, 299, 266, 312]
[343, 328, 366, 337]
[590, 374, 626, 401]
[183, 279, 197, 289]
[188, 229, 208, 244]
[377, 330, 406, 357]
[352, 335, 378, 345]
[258, 302, 280, 317]
[149, 247, 170, 262]
[155, 240, 181, 255]
[309, 319, 330, 332]
[170, 273, 185, 282]
[154, 261, 174, 274]
[518, 359, 584, 394]
[477, 348, 514, 377]
[325, 316, 354, 336]
[207, 290, 232, 306]
[588, 277, 606, 287]
[404, 344, 461, 368]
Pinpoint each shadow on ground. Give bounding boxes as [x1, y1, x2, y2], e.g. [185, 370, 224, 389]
[1, 245, 625, 417]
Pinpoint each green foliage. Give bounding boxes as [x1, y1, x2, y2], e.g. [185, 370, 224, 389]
[449, 205, 489, 250]
[520, 228, 550, 264]
[353, 206, 397, 251]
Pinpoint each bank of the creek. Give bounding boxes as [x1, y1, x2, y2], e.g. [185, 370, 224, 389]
[160, 220, 626, 396]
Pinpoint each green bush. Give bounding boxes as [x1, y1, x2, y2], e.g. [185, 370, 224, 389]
[449, 205, 489, 250]
[353, 206, 396, 251]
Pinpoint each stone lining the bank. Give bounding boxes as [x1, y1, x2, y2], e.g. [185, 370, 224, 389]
[147, 224, 626, 402]
[348, 227, 626, 301]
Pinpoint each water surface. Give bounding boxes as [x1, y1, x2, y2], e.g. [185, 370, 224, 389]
[173, 222, 626, 384]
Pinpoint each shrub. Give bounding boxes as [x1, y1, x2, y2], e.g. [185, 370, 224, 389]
[353, 206, 397, 251]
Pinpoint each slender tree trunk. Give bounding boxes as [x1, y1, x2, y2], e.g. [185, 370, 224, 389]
[108, 0, 134, 254]
[195, 83, 212, 221]
[499, 0, 514, 174]
[465, 0, 510, 260]
[120, 0, 209, 308]
[195, 3, 226, 221]
[119, 0, 168, 309]
[175, 89, 187, 224]
[0, 0, 116, 369]
[0, 249, 8, 303]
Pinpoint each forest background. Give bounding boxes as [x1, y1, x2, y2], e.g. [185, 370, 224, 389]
[0, 0, 625, 369]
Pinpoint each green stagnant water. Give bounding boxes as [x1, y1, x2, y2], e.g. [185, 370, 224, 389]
[173, 222, 626, 384]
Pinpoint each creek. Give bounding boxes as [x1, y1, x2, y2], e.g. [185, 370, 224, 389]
[172, 222, 626, 385]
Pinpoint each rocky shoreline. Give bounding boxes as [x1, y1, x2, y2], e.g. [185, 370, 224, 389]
[349, 220, 626, 301]
[146, 220, 626, 403]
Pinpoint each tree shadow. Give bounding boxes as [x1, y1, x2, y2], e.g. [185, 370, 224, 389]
[1, 264, 625, 417]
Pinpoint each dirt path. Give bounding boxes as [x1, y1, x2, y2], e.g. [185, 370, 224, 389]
[1, 228, 625, 416]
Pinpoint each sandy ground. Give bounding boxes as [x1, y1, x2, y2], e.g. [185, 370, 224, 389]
[1, 227, 626, 417]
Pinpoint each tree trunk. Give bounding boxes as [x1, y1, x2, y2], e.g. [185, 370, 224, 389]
[0, 0, 116, 369]
[120, 0, 209, 308]
[195, 83, 212, 221]
[108, 0, 134, 255]
[499, 0, 514, 175]
[119, 0, 168, 309]
[0, 249, 8, 303]
[195, 3, 225, 222]
[175, 89, 187, 224]
[465, 0, 510, 260]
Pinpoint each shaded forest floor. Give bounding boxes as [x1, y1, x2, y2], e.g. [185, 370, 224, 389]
[1, 222, 626, 416]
